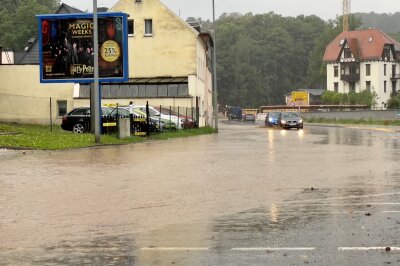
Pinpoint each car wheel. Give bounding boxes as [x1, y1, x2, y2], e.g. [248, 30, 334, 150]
[73, 123, 85, 134]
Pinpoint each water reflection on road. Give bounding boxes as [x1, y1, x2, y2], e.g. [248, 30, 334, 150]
[1, 122, 400, 265]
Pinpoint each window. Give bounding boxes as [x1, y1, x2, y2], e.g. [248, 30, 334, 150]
[135, 0, 142, 2]
[349, 64, 357, 75]
[145, 85, 157, 97]
[138, 85, 146, 97]
[158, 84, 168, 97]
[392, 65, 396, 77]
[144, 19, 153, 36]
[383, 48, 391, 60]
[366, 81, 371, 91]
[334, 82, 339, 92]
[128, 20, 134, 36]
[334, 66, 338, 77]
[384, 81, 387, 93]
[102, 84, 111, 98]
[366, 64, 371, 76]
[178, 84, 189, 96]
[119, 84, 129, 98]
[344, 48, 352, 58]
[384, 64, 387, 76]
[168, 84, 178, 96]
[57, 100, 67, 117]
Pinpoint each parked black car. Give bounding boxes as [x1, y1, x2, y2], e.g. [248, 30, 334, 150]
[279, 112, 303, 129]
[61, 107, 122, 134]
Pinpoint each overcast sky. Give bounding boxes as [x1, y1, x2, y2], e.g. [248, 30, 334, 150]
[60, 0, 400, 21]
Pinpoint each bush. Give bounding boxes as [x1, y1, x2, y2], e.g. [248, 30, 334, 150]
[321, 90, 377, 107]
[386, 93, 400, 109]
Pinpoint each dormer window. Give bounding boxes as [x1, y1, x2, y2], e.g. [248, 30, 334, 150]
[344, 48, 352, 58]
[383, 48, 391, 61]
[135, 0, 142, 3]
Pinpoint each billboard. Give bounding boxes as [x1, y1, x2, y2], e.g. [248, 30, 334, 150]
[37, 12, 129, 83]
[291, 91, 309, 106]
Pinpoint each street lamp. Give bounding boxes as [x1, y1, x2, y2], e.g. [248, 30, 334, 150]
[212, 0, 219, 132]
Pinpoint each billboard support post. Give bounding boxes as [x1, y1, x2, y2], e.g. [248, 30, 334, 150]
[93, 0, 101, 143]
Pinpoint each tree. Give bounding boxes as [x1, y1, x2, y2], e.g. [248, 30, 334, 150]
[386, 93, 400, 109]
[0, 0, 60, 50]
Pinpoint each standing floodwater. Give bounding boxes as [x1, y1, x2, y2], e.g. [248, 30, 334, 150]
[1, 122, 400, 265]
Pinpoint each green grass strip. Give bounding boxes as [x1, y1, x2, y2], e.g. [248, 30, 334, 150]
[0, 123, 216, 150]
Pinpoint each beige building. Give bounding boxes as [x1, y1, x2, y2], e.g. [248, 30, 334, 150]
[0, 1, 214, 126]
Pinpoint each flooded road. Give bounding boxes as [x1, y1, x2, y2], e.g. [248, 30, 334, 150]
[1, 121, 400, 265]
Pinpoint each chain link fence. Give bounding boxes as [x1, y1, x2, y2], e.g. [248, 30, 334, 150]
[0, 93, 55, 126]
[0, 94, 200, 135]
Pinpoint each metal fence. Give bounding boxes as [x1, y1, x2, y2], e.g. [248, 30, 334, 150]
[0, 93, 54, 126]
[0, 93, 199, 135]
[302, 110, 400, 121]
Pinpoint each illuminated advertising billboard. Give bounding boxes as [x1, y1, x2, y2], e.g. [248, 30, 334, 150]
[37, 12, 129, 83]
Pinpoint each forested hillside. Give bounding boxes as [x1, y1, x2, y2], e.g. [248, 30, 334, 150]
[202, 12, 400, 107]
[355, 12, 400, 35]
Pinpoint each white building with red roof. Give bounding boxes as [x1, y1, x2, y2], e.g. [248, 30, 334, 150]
[323, 29, 400, 109]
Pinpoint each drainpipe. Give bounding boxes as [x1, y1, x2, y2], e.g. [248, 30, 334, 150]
[0, 45, 2, 65]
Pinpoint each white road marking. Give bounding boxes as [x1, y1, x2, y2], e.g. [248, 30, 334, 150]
[284, 192, 400, 203]
[338, 247, 400, 251]
[231, 247, 316, 251]
[382, 211, 400, 213]
[283, 202, 400, 206]
[140, 247, 209, 251]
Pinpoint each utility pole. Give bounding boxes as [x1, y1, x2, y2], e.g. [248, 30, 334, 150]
[93, 0, 101, 143]
[212, 0, 219, 132]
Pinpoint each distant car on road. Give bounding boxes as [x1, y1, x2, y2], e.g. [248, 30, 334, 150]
[279, 112, 303, 130]
[265, 112, 282, 127]
[228, 107, 242, 120]
[61, 107, 116, 134]
[242, 113, 256, 122]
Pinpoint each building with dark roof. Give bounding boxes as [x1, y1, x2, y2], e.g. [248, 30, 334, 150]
[323, 28, 400, 109]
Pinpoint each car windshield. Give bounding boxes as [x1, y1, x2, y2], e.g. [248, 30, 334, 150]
[108, 108, 130, 116]
[282, 112, 300, 118]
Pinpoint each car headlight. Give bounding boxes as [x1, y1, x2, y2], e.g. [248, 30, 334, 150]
[299, 119, 303, 123]
[281, 120, 286, 124]
[268, 118, 273, 122]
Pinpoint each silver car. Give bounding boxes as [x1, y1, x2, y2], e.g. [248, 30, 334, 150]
[279, 112, 303, 129]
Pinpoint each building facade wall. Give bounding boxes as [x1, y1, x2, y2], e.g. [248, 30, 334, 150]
[110, 0, 198, 78]
[108, 0, 213, 127]
[0, 65, 74, 124]
[327, 61, 400, 109]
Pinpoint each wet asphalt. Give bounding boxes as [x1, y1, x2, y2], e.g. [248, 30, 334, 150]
[1, 120, 400, 265]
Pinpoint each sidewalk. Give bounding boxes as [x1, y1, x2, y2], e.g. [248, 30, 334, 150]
[307, 123, 400, 133]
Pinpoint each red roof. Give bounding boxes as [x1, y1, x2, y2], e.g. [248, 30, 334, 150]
[323, 29, 400, 62]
